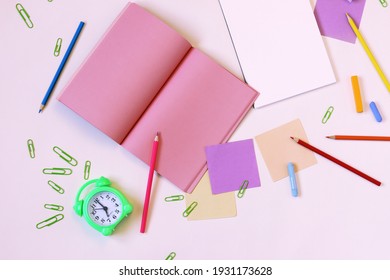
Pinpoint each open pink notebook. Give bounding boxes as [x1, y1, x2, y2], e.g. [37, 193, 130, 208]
[58, 2, 259, 193]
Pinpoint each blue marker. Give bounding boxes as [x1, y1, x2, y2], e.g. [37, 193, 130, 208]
[287, 162, 298, 197]
[369, 101, 382, 122]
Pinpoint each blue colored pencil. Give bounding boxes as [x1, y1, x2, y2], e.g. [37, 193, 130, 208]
[39, 21, 85, 113]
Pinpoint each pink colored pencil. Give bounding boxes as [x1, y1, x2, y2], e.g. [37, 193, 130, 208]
[140, 132, 159, 233]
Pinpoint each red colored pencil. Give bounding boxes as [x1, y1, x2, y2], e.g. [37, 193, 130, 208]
[290, 137, 381, 186]
[140, 132, 159, 233]
[327, 135, 390, 141]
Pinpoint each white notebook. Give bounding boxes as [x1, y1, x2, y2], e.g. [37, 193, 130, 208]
[219, 0, 336, 108]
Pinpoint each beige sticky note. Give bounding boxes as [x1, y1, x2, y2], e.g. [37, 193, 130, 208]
[254, 119, 317, 181]
[185, 171, 237, 221]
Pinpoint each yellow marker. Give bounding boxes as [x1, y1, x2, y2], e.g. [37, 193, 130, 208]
[351, 76, 363, 113]
[346, 14, 390, 93]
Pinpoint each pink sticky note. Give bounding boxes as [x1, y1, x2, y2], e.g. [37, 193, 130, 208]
[206, 139, 260, 195]
[314, 0, 366, 43]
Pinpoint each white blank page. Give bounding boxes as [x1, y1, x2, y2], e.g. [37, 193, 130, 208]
[220, 0, 336, 108]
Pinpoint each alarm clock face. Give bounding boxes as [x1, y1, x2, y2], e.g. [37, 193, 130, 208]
[87, 191, 122, 226]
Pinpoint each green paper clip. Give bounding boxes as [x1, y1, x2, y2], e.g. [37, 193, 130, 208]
[27, 139, 35, 158]
[54, 38, 62, 57]
[322, 106, 334, 124]
[48, 180, 65, 194]
[183, 201, 198, 217]
[379, 0, 388, 7]
[43, 167, 72, 175]
[16, 3, 33, 28]
[165, 252, 176, 260]
[53, 146, 78, 166]
[36, 214, 64, 229]
[44, 204, 64, 211]
[237, 180, 249, 198]
[165, 195, 184, 202]
[84, 160, 91, 180]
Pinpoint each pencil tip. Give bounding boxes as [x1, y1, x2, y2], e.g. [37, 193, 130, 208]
[38, 109, 42, 113]
[326, 136, 335, 139]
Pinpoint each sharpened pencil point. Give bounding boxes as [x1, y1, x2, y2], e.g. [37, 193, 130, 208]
[326, 136, 335, 139]
[290, 136, 298, 142]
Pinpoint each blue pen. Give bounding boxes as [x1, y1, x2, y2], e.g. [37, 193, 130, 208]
[287, 162, 298, 197]
[39, 21, 85, 113]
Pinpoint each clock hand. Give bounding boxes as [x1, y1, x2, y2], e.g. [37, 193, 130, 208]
[96, 199, 110, 217]
[102, 205, 109, 217]
[96, 200, 105, 208]
[104, 209, 109, 217]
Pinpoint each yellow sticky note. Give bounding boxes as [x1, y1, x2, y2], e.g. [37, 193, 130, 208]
[254, 119, 317, 181]
[184, 171, 236, 221]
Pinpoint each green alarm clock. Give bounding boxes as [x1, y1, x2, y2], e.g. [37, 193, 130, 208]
[74, 176, 133, 236]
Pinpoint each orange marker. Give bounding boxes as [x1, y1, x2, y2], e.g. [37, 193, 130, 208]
[351, 75, 363, 113]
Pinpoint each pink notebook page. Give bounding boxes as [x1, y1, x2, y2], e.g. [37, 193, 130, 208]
[58, 3, 191, 143]
[122, 48, 259, 193]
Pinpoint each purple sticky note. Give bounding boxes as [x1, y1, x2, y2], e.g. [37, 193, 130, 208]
[206, 139, 260, 195]
[314, 0, 366, 43]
